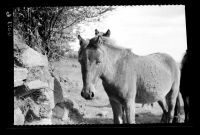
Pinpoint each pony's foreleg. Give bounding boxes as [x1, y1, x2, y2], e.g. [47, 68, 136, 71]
[122, 106, 126, 123]
[109, 99, 124, 124]
[124, 99, 136, 124]
[124, 83, 137, 124]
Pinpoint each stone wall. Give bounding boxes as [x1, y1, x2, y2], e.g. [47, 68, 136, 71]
[14, 46, 64, 125]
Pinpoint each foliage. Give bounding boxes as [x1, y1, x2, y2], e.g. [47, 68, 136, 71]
[65, 51, 79, 59]
[13, 6, 115, 61]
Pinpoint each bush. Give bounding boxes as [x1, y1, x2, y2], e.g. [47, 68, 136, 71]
[47, 44, 66, 61]
[65, 51, 78, 59]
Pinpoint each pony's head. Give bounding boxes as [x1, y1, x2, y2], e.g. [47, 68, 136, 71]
[78, 29, 111, 100]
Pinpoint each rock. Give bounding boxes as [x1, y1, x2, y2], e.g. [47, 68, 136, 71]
[46, 75, 64, 108]
[25, 118, 52, 125]
[14, 107, 25, 125]
[37, 118, 52, 125]
[52, 102, 69, 120]
[26, 67, 44, 82]
[14, 85, 28, 97]
[14, 29, 28, 51]
[42, 87, 55, 110]
[52, 103, 65, 119]
[62, 108, 70, 121]
[26, 66, 52, 84]
[39, 101, 52, 118]
[14, 67, 28, 86]
[14, 81, 24, 87]
[96, 111, 108, 117]
[26, 80, 49, 90]
[21, 47, 48, 67]
[53, 76, 64, 105]
[42, 67, 52, 83]
[23, 97, 41, 118]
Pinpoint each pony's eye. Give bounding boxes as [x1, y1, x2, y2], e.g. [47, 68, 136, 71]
[96, 59, 101, 64]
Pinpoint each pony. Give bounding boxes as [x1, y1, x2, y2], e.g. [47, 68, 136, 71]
[78, 29, 184, 124]
[174, 51, 189, 123]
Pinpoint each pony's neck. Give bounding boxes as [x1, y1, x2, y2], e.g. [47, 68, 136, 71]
[100, 45, 129, 83]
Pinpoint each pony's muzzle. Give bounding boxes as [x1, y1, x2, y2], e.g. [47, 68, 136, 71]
[81, 90, 94, 100]
[81, 84, 96, 100]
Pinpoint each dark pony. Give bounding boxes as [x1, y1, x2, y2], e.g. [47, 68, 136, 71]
[174, 50, 189, 123]
[78, 29, 185, 124]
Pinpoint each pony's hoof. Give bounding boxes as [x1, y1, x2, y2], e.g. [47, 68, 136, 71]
[173, 115, 185, 123]
[160, 114, 167, 123]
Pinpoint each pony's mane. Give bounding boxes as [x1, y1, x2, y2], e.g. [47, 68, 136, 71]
[102, 37, 126, 50]
[88, 36, 129, 51]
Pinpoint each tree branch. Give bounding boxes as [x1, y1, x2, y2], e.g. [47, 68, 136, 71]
[51, 8, 65, 30]
[48, 8, 65, 40]
[62, 16, 83, 30]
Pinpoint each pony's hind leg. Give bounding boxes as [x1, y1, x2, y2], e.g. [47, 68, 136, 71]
[166, 82, 180, 123]
[173, 92, 185, 123]
[158, 98, 168, 123]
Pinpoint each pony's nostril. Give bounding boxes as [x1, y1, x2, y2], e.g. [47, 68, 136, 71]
[90, 92, 94, 98]
[81, 91, 84, 97]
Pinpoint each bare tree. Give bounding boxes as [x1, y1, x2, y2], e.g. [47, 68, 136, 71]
[13, 6, 115, 60]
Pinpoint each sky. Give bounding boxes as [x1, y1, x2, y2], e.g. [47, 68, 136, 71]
[70, 5, 187, 62]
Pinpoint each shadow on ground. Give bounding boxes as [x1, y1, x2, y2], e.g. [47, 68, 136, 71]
[83, 117, 113, 124]
[87, 104, 111, 108]
[83, 112, 161, 124]
[136, 112, 162, 124]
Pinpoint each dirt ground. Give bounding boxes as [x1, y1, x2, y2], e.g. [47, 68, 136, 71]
[51, 58, 163, 124]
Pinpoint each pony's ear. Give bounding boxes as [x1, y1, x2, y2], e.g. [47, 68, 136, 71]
[95, 29, 99, 36]
[96, 35, 103, 46]
[103, 29, 111, 37]
[78, 35, 88, 48]
[77, 35, 82, 41]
